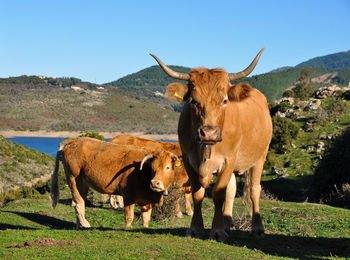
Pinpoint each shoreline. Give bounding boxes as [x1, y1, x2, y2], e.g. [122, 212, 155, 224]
[0, 130, 178, 141]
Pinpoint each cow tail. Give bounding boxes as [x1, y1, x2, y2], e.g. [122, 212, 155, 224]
[50, 144, 64, 208]
[243, 170, 253, 215]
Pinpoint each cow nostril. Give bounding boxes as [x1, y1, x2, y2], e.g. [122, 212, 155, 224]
[152, 180, 160, 187]
[199, 129, 205, 137]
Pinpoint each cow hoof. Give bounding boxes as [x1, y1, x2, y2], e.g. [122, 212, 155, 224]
[77, 223, 91, 229]
[186, 210, 194, 216]
[186, 228, 205, 239]
[176, 212, 184, 218]
[252, 227, 265, 238]
[209, 229, 229, 242]
[223, 216, 233, 232]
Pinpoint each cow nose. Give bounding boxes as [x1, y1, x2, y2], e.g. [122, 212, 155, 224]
[150, 180, 164, 192]
[198, 126, 222, 143]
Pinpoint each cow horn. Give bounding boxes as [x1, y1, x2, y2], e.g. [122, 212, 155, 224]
[150, 54, 190, 81]
[228, 48, 265, 81]
[140, 154, 154, 170]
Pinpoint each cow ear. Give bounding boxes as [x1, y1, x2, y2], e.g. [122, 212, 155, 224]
[165, 82, 189, 102]
[228, 83, 252, 102]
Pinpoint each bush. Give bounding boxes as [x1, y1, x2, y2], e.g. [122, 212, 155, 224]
[282, 89, 295, 98]
[309, 127, 350, 208]
[271, 116, 299, 153]
[151, 186, 179, 222]
[79, 131, 104, 141]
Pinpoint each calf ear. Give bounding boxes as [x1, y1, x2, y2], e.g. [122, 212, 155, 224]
[228, 83, 252, 102]
[165, 82, 189, 102]
[171, 154, 182, 168]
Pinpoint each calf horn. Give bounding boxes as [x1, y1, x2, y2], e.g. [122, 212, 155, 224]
[140, 154, 154, 170]
[228, 48, 265, 81]
[150, 54, 190, 81]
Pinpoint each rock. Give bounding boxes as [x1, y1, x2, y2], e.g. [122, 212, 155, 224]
[316, 141, 325, 153]
[314, 85, 340, 99]
[272, 167, 287, 175]
[342, 90, 350, 100]
[279, 97, 295, 105]
[304, 99, 321, 111]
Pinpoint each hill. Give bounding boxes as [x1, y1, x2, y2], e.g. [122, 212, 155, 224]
[0, 76, 179, 134]
[0, 136, 54, 205]
[296, 50, 350, 71]
[107, 51, 350, 102]
[106, 65, 191, 94]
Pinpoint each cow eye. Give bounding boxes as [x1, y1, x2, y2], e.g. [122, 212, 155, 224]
[165, 165, 170, 170]
[222, 98, 228, 105]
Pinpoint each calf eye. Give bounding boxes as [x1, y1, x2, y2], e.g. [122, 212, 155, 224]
[222, 98, 228, 105]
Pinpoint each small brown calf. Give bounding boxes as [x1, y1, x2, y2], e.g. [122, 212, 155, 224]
[50, 137, 180, 228]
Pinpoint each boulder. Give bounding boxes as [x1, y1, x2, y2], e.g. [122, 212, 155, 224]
[314, 85, 340, 99]
[304, 99, 321, 111]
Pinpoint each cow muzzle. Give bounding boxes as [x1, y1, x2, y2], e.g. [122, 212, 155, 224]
[197, 126, 222, 144]
[150, 179, 165, 192]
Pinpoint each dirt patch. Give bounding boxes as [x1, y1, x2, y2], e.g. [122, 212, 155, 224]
[9, 238, 80, 248]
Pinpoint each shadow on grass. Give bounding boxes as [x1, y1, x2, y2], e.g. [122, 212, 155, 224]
[123, 228, 350, 259]
[4, 210, 349, 258]
[3, 211, 76, 229]
[0, 223, 38, 230]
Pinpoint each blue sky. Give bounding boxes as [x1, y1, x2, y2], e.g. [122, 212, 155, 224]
[1, 0, 349, 84]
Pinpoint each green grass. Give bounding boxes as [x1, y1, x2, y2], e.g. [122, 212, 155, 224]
[0, 196, 349, 259]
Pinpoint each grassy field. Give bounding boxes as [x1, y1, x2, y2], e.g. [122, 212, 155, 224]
[0, 195, 349, 259]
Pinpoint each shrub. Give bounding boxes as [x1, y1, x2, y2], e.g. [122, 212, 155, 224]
[79, 131, 104, 141]
[282, 89, 295, 98]
[309, 127, 350, 208]
[271, 116, 299, 153]
[151, 186, 179, 222]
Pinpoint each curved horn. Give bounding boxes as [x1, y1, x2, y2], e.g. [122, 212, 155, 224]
[150, 54, 190, 81]
[140, 154, 154, 170]
[228, 48, 265, 81]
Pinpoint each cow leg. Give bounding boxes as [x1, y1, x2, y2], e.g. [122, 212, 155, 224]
[123, 203, 135, 228]
[183, 157, 205, 238]
[246, 156, 265, 237]
[68, 175, 91, 229]
[141, 205, 152, 227]
[223, 173, 236, 232]
[185, 191, 193, 216]
[76, 175, 90, 205]
[210, 167, 235, 242]
[172, 188, 183, 218]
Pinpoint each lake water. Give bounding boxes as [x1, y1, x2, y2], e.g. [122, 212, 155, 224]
[6, 137, 176, 157]
[6, 137, 70, 157]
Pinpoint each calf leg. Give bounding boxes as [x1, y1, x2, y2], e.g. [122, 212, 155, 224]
[116, 195, 124, 208]
[141, 205, 152, 227]
[123, 203, 135, 228]
[185, 191, 193, 216]
[110, 195, 118, 209]
[172, 188, 184, 218]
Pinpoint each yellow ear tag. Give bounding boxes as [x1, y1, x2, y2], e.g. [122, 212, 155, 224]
[174, 92, 183, 101]
[175, 160, 182, 168]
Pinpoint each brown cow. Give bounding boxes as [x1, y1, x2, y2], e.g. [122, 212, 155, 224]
[50, 137, 180, 228]
[110, 135, 193, 218]
[151, 49, 272, 241]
